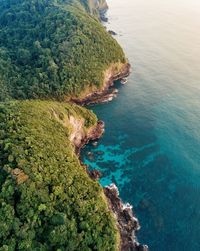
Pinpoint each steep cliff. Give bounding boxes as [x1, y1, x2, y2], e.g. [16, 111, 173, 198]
[71, 62, 131, 105]
[81, 0, 108, 17]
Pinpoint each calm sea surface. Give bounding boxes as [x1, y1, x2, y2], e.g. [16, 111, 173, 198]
[81, 0, 200, 250]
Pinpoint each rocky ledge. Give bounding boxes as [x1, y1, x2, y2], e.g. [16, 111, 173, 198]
[71, 63, 131, 106]
[104, 184, 149, 251]
[108, 30, 118, 36]
[96, 0, 109, 22]
[75, 120, 105, 155]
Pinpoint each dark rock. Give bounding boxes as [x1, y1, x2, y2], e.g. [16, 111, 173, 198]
[104, 184, 148, 251]
[136, 245, 149, 251]
[100, 15, 108, 22]
[121, 77, 128, 85]
[88, 169, 102, 180]
[108, 30, 117, 35]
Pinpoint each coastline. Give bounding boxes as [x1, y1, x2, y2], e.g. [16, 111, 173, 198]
[70, 2, 148, 250]
[75, 119, 148, 251]
[0, 0, 148, 250]
[71, 62, 131, 106]
[105, 185, 149, 251]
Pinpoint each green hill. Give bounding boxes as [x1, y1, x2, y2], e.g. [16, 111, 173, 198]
[0, 0, 128, 250]
[0, 100, 119, 250]
[0, 0, 126, 101]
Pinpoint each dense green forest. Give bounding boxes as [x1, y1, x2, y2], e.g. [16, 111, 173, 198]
[0, 101, 119, 250]
[0, 0, 126, 250]
[0, 0, 125, 101]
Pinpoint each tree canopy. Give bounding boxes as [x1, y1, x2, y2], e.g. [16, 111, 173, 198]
[0, 0, 125, 101]
[0, 1, 124, 249]
[0, 100, 119, 250]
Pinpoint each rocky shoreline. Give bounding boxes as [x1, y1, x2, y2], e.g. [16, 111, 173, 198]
[97, 0, 109, 22]
[70, 60, 148, 250]
[71, 63, 131, 106]
[105, 184, 148, 251]
[74, 119, 148, 251]
[73, 2, 148, 250]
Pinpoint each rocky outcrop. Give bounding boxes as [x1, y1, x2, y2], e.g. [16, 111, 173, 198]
[85, 0, 108, 21]
[88, 169, 102, 180]
[104, 184, 149, 251]
[71, 63, 131, 106]
[93, 0, 109, 20]
[69, 115, 85, 146]
[96, 0, 109, 22]
[69, 116, 104, 154]
[108, 30, 117, 36]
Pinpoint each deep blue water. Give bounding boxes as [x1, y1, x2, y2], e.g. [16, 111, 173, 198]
[81, 0, 200, 250]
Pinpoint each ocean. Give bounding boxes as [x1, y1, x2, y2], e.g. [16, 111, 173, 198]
[81, 0, 200, 250]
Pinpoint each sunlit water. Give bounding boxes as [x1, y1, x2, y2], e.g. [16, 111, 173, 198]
[81, 0, 200, 250]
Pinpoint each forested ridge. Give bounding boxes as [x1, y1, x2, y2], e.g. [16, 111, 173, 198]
[0, 0, 125, 250]
[0, 101, 119, 250]
[0, 0, 125, 101]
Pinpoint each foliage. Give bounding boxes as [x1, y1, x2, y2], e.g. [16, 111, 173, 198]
[0, 100, 119, 250]
[0, 0, 123, 249]
[0, 0, 126, 101]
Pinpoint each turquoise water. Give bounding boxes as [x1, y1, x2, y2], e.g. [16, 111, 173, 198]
[81, 0, 200, 250]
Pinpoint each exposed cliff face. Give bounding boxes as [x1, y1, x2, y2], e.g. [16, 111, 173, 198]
[84, 0, 108, 18]
[71, 62, 131, 106]
[69, 115, 105, 153]
[69, 115, 85, 146]
[95, 0, 108, 16]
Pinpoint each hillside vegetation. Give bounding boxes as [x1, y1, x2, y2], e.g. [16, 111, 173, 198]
[0, 100, 119, 250]
[0, 0, 125, 250]
[0, 0, 126, 101]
